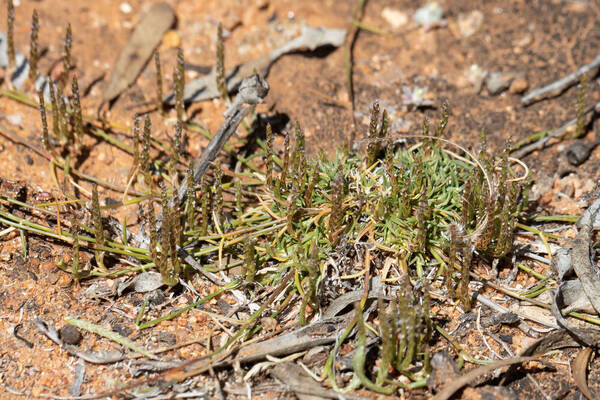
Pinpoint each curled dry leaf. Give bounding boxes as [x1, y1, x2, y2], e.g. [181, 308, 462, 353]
[574, 347, 595, 400]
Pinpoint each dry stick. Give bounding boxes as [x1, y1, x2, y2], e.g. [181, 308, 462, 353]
[476, 293, 550, 336]
[549, 199, 600, 345]
[512, 100, 600, 158]
[177, 247, 227, 286]
[522, 54, 600, 106]
[271, 363, 370, 400]
[551, 285, 594, 346]
[275, 385, 369, 400]
[176, 74, 269, 206]
[145, 75, 269, 250]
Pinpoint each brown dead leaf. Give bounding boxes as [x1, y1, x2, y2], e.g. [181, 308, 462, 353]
[103, 2, 176, 103]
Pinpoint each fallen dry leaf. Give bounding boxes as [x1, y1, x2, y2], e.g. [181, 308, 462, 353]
[103, 2, 176, 103]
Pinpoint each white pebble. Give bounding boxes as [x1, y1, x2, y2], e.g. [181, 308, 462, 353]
[6, 114, 22, 126]
[382, 7, 408, 30]
[413, 1, 444, 29]
[120, 2, 132, 14]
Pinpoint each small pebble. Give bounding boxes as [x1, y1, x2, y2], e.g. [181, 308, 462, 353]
[120, 2, 132, 14]
[457, 10, 483, 37]
[467, 64, 487, 93]
[562, 182, 575, 198]
[147, 289, 166, 306]
[427, 352, 460, 391]
[485, 71, 515, 95]
[162, 30, 181, 48]
[499, 334, 513, 344]
[60, 324, 82, 345]
[267, 12, 278, 23]
[25, 154, 33, 165]
[508, 76, 528, 94]
[255, 0, 269, 9]
[111, 323, 132, 338]
[6, 114, 22, 126]
[413, 2, 444, 29]
[513, 34, 532, 48]
[104, 197, 119, 206]
[260, 317, 278, 331]
[382, 7, 408, 30]
[566, 141, 595, 166]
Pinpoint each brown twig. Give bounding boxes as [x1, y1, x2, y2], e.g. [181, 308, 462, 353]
[177, 247, 228, 286]
[521, 55, 600, 106]
[512, 100, 600, 158]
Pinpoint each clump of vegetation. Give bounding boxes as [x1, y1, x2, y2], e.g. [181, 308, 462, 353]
[21, 90, 529, 388]
[353, 282, 432, 394]
[0, 15, 534, 396]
